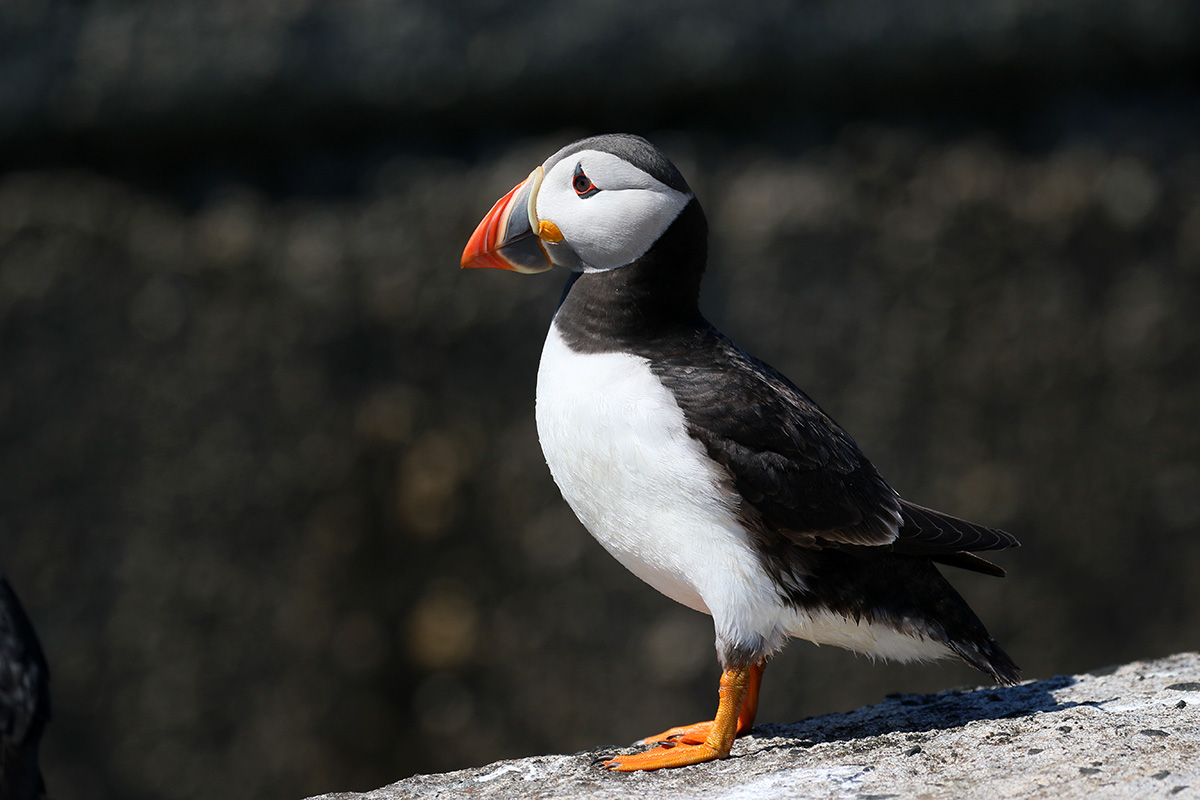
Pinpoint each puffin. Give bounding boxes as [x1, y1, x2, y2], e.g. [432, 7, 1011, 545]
[460, 134, 1019, 771]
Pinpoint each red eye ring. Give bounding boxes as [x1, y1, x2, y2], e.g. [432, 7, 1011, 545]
[573, 163, 599, 198]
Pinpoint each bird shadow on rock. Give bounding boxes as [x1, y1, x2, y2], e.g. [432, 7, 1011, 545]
[753, 673, 1085, 750]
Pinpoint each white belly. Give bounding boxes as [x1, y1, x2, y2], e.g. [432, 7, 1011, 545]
[535, 324, 787, 647]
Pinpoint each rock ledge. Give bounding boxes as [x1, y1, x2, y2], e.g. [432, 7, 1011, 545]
[309, 652, 1199, 800]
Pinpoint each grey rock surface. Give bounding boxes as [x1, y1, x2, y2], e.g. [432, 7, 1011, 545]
[310, 652, 1199, 800]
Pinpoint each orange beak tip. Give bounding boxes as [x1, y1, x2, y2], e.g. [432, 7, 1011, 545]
[459, 250, 514, 271]
[460, 180, 525, 271]
[460, 172, 554, 274]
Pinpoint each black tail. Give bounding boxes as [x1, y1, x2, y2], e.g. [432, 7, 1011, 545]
[794, 550, 1021, 685]
[949, 637, 1021, 686]
[923, 562, 1021, 685]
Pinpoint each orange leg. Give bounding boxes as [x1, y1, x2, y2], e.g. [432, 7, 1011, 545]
[638, 660, 766, 746]
[604, 661, 763, 772]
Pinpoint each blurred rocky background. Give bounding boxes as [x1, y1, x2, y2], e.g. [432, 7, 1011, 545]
[1, 2, 1199, 799]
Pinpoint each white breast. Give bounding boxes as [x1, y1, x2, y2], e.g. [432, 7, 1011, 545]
[535, 323, 789, 650]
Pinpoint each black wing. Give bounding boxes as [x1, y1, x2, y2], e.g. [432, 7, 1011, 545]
[895, 500, 1019, 552]
[650, 327, 903, 548]
[651, 326, 1019, 563]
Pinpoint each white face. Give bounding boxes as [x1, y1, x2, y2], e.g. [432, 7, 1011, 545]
[534, 149, 692, 272]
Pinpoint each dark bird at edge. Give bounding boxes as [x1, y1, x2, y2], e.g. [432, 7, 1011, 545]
[1, 572, 50, 800]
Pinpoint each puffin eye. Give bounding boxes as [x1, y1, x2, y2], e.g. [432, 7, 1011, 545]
[573, 163, 599, 198]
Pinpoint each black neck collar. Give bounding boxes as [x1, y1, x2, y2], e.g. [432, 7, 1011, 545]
[553, 199, 708, 353]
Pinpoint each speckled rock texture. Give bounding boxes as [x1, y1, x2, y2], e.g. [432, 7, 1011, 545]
[310, 653, 1199, 800]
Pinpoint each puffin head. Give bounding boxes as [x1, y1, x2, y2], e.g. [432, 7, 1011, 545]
[461, 134, 696, 275]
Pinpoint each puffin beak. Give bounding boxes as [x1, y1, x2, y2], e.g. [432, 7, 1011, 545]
[460, 166, 554, 273]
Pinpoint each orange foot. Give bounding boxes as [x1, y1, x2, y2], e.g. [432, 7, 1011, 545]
[605, 738, 727, 771]
[603, 661, 766, 772]
[637, 661, 764, 747]
[638, 721, 712, 747]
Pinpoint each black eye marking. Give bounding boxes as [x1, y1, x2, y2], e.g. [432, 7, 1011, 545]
[573, 163, 599, 198]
